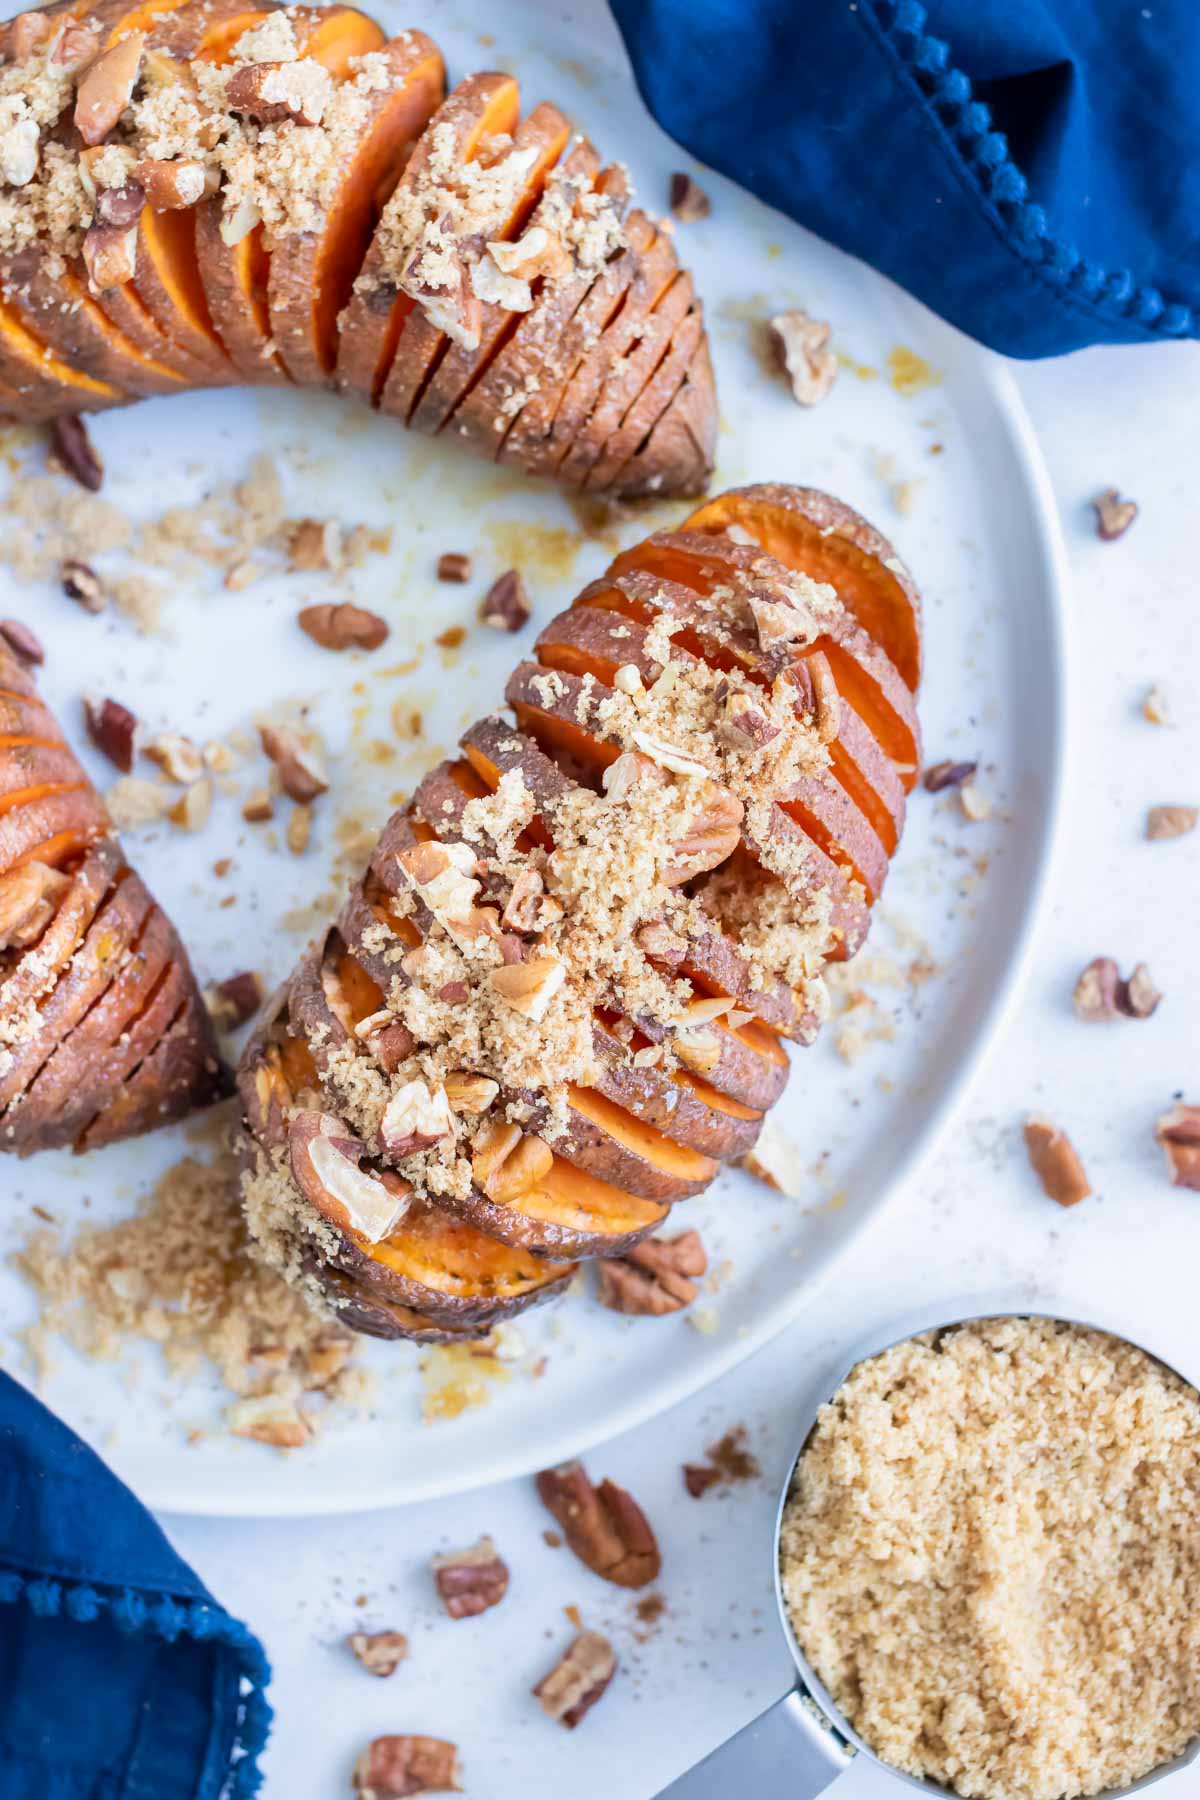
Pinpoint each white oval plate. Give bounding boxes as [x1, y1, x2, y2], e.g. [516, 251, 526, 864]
[0, 0, 1068, 1515]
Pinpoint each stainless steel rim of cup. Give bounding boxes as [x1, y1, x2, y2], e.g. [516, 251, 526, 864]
[769, 1306, 1200, 1800]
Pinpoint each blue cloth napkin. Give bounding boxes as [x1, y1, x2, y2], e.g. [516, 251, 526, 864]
[0, 1371, 270, 1799]
[610, 0, 1200, 356]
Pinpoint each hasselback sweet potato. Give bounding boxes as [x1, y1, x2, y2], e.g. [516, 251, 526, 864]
[235, 486, 921, 1339]
[0, 0, 716, 497]
[0, 638, 226, 1154]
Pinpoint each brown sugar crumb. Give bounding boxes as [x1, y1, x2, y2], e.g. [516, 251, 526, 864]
[682, 1424, 760, 1497]
[13, 1147, 370, 1439]
[780, 1318, 1200, 1800]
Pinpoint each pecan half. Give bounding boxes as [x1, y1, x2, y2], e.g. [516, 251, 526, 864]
[471, 1121, 552, 1201]
[480, 568, 529, 632]
[769, 308, 837, 407]
[259, 723, 328, 802]
[48, 418, 103, 493]
[1155, 1104, 1200, 1191]
[74, 31, 145, 147]
[923, 758, 977, 793]
[207, 970, 262, 1031]
[669, 171, 711, 222]
[431, 1536, 509, 1619]
[1023, 1115, 1092, 1207]
[348, 1629, 409, 1678]
[298, 602, 389, 652]
[1091, 488, 1138, 541]
[84, 695, 137, 771]
[0, 861, 71, 951]
[437, 552, 471, 583]
[1146, 804, 1198, 841]
[353, 1736, 462, 1797]
[533, 1631, 617, 1729]
[596, 1229, 707, 1316]
[535, 1461, 660, 1588]
[0, 618, 44, 665]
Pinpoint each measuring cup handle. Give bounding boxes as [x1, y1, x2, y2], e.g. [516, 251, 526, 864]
[653, 1686, 854, 1797]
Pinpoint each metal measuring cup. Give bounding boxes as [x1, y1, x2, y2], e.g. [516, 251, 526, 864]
[658, 1309, 1200, 1800]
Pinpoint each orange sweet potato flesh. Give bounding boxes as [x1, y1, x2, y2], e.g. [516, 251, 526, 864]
[268, 30, 445, 386]
[0, 642, 226, 1154]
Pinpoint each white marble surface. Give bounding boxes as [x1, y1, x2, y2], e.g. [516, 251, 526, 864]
[162, 328, 1200, 1797]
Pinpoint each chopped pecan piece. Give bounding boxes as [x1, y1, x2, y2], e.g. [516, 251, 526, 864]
[716, 688, 779, 752]
[1091, 488, 1138, 541]
[596, 1229, 707, 1316]
[169, 776, 212, 832]
[769, 308, 837, 406]
[533, 1631, 617, 1729]
[535, 1460, 660, 1588]
[61, 558, 106, 612]
[501, 867, 560, 934]
[287, 517, 336, 570]
[1146, 804, 1197, 841]
[289, 1110, 411, 1244]
[7, 11, 52, 60]
[298, 602, 389, 652]
[0, 618, 44, 665]
[82, 220, 138, 292]
[682, 1462, 721, 1498]
[683, 1425, 761, 1498]
[143, 730, 203, 783]
[480, 568, 530, 632]
[228, 1393, 310, 1449]
[355, 1011, 415, 1074]
[1142, 684, 1170, 726]
[347, 1629, 409, 1678]
[226, 59, 330, 126]
[669, 171, 711, 222]
[0, 861, 71, 950]
[259, 723, 328, 802]
[431, 1536, 509, 1619]
[471, 1121, 552, 1201]
[134, 156, 215, 210]
[353, 1735, 461, 1796]
[437, 552, 471, 583]
[1118, 962, 1161, 1018]
[74, 30, 145, 147]
[1155, 1104, 1200, 1191]
[207, 970, 263, 1031]
[1, 118, 38, 187]
[488, 954, 565, 1021]
[1023, 1115, 1092, 1207]
[923, 758, 977, 793]
[442, 1072, 498, 1114]
[84, 695, 137, 772]
[1073, 956, 1121, 1021]
[378, 1079, 455, 1159]
[96, 180, 145, 228]
[48, 418, 103, 494]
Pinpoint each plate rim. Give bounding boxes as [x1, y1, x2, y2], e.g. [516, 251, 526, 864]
[149, 341, 1073, 1518]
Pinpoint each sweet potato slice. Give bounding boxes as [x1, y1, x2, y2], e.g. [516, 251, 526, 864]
[443, 137, 602, 454]
[592, 1022, 762, 1162]
[543, 222, 680, 476]
[440, 1157, 667, 1262]
[379, 81, 554, 424]
[604, 326, 716, 499]
[557, 1084, 717, 1201]
[267, 29, 444, 386]
[3, 259, 187, 400]
[78, 980, 228, 1150]
[406, 99, 573, 434]
[0, 294, 125, 417]
[132, 203, 235, 381]
[684, 485, 923, 692]
[336, 71, 520, 405]
[194, 208, 288, 385]
[557, 270, 696, 489]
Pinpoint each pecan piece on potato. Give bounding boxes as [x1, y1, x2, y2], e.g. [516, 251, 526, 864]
[533, 1630, 617, 1729]
[536, 1460, 660, 1588]
[352, 1734, 461, 1796]
[1155, 1104, 1200, 1191]
[596, 1229, 707, 1316]
[431, 1535, 509, 1619]
[347, 1629, 409, 1678]
[0, 861, 70, 951]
